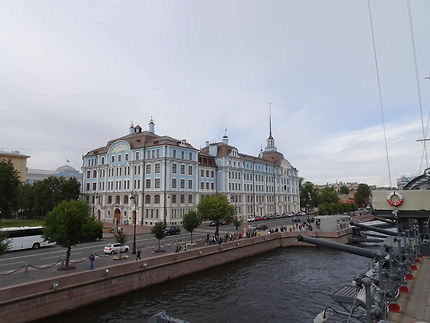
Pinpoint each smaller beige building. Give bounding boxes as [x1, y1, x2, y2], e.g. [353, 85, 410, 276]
[0, 150, 30, 183]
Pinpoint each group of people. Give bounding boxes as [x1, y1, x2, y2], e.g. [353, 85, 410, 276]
[205, 232, 243, 245]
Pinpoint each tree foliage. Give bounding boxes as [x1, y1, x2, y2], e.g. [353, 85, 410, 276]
[0, 160, 21, 218]
[354, 183, 371, 207]
[197, 194, 235, 236]
[183, 210, 201, 243]
[318, 187, 339, 204]
[18, 176, 80, 218]
[339, 185, 350, 195]
[299, 179, 319, 209]
[43, 200, 101, 268]
[151, 222, 166, 250]
[114, 230, 127, 245]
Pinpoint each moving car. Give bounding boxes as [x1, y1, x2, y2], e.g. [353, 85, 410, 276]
[165, 226, 180, 235]
[104, 243, 129, 254]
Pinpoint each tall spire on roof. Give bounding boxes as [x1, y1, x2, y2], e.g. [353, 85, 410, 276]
[269, 102, 273, 139]
[265, 102, 277, 152]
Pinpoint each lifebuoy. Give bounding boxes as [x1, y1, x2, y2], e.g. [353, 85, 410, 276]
[387, 191, 403, 207]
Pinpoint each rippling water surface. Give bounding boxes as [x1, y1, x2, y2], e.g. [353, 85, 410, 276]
[46, 247, 374, 323]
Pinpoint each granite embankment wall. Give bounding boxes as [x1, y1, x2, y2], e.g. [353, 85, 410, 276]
[0, 229, 351, 323]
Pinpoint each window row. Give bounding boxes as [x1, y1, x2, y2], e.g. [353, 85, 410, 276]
[200, 182, 215, 190]
[200, 169, 215, 178]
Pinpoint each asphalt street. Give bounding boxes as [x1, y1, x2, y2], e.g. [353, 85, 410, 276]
[0, 217, 304, 288]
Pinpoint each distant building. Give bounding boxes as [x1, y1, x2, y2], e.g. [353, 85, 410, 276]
[397, 175, 415, 190]
[0, 150, 30, 182]
[25, 165, 82, 185]
[81, 118, 299, 226]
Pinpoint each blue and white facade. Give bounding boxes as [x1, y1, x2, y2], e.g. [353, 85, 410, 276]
[82, 119, 299, 226]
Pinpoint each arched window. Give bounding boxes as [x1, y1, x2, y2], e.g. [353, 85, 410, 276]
[123, 195, 128, 204]
[115, 195, 120, 204]
[145, 195, 151, 204]
[154, 195, 160, 204]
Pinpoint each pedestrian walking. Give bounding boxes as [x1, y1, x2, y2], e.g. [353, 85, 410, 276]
[136, 248, 142, 261]
[89, 253, 95, 270]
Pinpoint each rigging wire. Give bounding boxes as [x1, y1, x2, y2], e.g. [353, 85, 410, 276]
[367, 0, 392, 187]
[407, 0, 429, 171]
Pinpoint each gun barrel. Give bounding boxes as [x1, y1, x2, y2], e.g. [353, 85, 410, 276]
[297, 235, 382, 259]
[350, 222, 397, 236]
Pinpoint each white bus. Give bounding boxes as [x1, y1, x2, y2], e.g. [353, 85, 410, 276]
[1, 226, 56, 251]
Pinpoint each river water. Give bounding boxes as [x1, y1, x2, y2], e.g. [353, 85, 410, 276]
[44, 247, 374, 323]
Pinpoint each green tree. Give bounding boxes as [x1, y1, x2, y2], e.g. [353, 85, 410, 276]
[43, 200, 102, 269]
[354, 184, 371, 207]
[17, 183, 35, 218]
[197, 194, 235, 236]
[151, 222, 166, 251]
[339, 185, 350, 195]
[318, 187, 339, 204]
[183, 210, 201, 244]
[299, 179, 319, 210]
[114, 230, 127, 245]
[32, 176, 81, 218]
[0, 160, 21, 218]
[232, 218, 241, 232]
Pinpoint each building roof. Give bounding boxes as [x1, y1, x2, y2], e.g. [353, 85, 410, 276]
[84, 131, 198, 157]
[0, 150, 30, 158]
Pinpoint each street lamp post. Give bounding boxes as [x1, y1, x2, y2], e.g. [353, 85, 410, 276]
[130, 192, 137, 255]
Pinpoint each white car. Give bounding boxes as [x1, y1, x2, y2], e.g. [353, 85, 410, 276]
[248, 216, 256, 222]
[104, 243, 129, 254]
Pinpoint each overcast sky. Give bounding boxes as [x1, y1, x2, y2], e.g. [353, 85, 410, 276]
[1, 0, 429, 186]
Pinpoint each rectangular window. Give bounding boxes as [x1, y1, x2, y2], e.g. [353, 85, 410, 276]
[92, 183, 96, 191]
[211, 171, 214, 178]
[138, 180, 140, 189]
[180, 179, 185, 189]
[125, 154, 128, 161]
[118, 155, 121, 162]
[211, 183, 214, 190]
[172, 178, 177, 189]
[138, 166, 141, 174]
[180, 165, 185, 175]
[112, 156, 115, 163]
[155, 178, 160, 188]
[155, 163, 160, 173]
[189, 152, 192, 160]
[146, 179, 151, 189]
[101, 157, 105, 164]
[146, 164, 151, 174]
[201, 170, 204, 177]
[172, 164, 177, 173]
[206, 182, 209, 189]
[152, 151, 155, 159]
[181, 151, 184, 159]
[172, 195, 177, 203]
[173, 150, 176, 158]
[156, 150, 160, 158]
[87, 171, 90, 178]
[93, 170, 97, 178]
[136, 152, 139, 160]
[200, 182, 204, 189]
[180, 195, 185, 204]
[188, 166, 192, 175]
[206, 170, 209, 177]
[86, 183, 90, 191]
[188, 180, 192, 189]
[188, 195, 192, 203]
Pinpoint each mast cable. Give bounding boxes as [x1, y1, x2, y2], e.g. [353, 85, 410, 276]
[367, 0, 392, 187]
[407, 0, 428, 170]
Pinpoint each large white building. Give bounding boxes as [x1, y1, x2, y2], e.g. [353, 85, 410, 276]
[82, 119, 299, 226]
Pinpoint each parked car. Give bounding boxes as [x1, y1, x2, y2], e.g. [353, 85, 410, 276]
[255, 216, 263, 221]
[248, 216, 256, 222]
[104, 243, 129, 255]
[165, 226, 180, 235]
[221, 220, 230, 225]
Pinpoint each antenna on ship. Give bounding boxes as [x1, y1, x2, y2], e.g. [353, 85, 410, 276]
[407, 0, 429, 172]
[367, 0, 392, 187]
